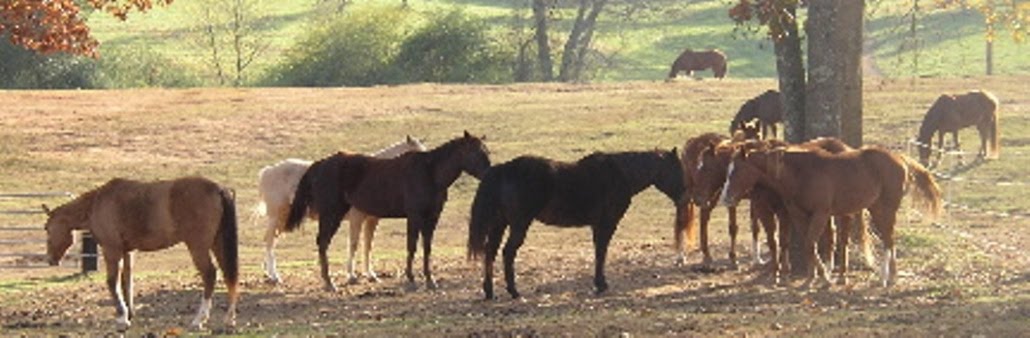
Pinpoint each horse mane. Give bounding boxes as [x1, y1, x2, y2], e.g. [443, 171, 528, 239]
[606, 151, 663, 192]
[51, 182, 106, 226]
[917, 95, 951, 143]
[426, 135, 471, 164]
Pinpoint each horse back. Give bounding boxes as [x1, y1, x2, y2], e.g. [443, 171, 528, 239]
[536, 156, 624, 226]
[343, 153, 427, 218]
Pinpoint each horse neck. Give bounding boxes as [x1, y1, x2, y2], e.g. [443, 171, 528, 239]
[611, 152, 659, 195]
[54, 190, 98, 231]
[917, 107, 942, 143]
[427, 140, 466, 188]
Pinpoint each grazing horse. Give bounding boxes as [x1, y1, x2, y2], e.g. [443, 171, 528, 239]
[694, 138, 873, 283]
[286, 131, 490, 292]
[256, 136, 426, 284]
[730, 90, 783, 139]
[43, 177, 238, 331]
[467, 149, 684, 299]
[916, 90, 1000, 166]
[667, 49, 728, 79]
[719, 145, 941, 288]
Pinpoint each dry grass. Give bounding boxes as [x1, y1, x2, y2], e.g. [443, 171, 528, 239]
[0, 78, 1028, 336]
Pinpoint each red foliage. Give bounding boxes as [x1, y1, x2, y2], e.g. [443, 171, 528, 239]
[0, 0, 172, 57]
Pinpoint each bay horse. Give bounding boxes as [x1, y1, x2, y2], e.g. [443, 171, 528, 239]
[719, 145, 942, 288]
[467, 149, 684, 299]
[916, 90, 1000, 166]
[256, 136, 426, 284]
[43, 177, 238, 331]
[667, 49, 727, 79]
[694, 137, 873, 283]
[730, 89, 783, 140]
[286, 131, 490, 292]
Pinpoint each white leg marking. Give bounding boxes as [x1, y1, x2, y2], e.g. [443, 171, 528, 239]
[752, 239, 762, 265]
[191, 297, 212, 330]
[718, 161, 736, 206]
[881, 247, 892, 288]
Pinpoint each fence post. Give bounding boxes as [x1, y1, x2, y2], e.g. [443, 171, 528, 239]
[81, 231, 98, 273]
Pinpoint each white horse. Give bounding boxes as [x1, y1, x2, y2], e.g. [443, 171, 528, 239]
[257, 135, 427, 284]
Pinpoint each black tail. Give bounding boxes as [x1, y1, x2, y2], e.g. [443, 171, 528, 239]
[285, 165, 315, 232]
[468, 169, 503, 261]
[219, 189, 239, 286]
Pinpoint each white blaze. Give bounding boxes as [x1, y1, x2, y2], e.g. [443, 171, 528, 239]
[718, 161, 736, 206]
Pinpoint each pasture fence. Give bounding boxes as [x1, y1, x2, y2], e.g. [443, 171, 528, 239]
[0, 192, 98, 273]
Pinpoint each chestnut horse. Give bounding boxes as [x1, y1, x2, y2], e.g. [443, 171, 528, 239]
[43, 177, 238, 331]
[256, 136, 426, 284]
[694, 138, 873, 283]
[916, 90, 1000, 166]
[719, 145, 941, 288]
[730, 89, 783, 140]
[675, 133, 739, 269]
[467, 149, 684, 299]
[286, 132, 490, 292]
[667, 49, 727, 79]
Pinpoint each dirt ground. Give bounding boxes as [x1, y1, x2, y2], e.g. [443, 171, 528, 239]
[0, 79, 1028, 336]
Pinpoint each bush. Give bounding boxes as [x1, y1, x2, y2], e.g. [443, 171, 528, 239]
[265, 5, 412, 87]
[0, 39, 98, 89]
[391, 10, 513, 84]
[93, 46, 202, 88]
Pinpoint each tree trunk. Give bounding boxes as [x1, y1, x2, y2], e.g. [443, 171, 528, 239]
[840, 0, 864, 148]
[804, 0, 845, 141]
[774, 6, 806, 144]
[532, 0, 554, 81]
[985, 39, 993, 76]
[558, 0, 590, 82]
[569, 0, 606, 81]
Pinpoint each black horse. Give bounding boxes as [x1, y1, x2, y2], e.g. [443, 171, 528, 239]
[286, 131, 491, 291]
[729, 89, 783, 140]
[467, 149, 685, 299]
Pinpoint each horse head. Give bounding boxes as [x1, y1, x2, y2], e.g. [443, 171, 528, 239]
[458, 130, 491, 179]
[917, 94, 956, 165]
[693, 142, 733, 207]
[42, 195, 93, 266]
[653, 147, 685, 203]
[718, 146, 784, 207]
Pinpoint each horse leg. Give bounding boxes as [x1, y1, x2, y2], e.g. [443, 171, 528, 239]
[263, 211, 281, 284]
[936, 131, 945, 165]
[801, 211, 833, 290]
[952, 131, 963, 163]
[120, 252, 134, 321]
[186, 244, 217, 330]
[834, 215, 853, 286]
[421, 214, 441, 290]
[591, 223, 618, 295]
[727, 206, 739, 269]
[699, 206, 714, 268]
[317, 212, 344, 292]
[869, 206, 898, 287]
[102, 247, 130, 331]
[346, 212, 363, 284]
[817, 219, 835, 274]
[503, 218, 532, 299]
[977, 124, 990, 158]
[749, 206, 765, 266]
[363, 217, 380, 282]
[404, 217, 421, 290]
[483, 221, 507, 300]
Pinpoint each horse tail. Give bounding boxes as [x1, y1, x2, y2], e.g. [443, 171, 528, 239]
[218, 188, 240, 288]
[989, 101, 1000, 159]
[675, 201, 698, 256]
[901, 155, 943, 219]
[285, 165, 315, 232]
[468, 169, 503, 261]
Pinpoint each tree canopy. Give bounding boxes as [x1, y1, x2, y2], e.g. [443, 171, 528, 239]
[0, 0, 171, 56]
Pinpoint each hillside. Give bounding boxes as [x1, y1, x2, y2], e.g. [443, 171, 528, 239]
[83, 0, 1030, 85]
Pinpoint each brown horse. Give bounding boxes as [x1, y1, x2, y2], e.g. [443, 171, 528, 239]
[286, 131, 490, 292]
[730, 89, 783, 139]
[916, 90, 1000, 166]
[667, 49, 727, 79]
[695, 138, 872, 283]
[43, 177, 238, 331]
[676, 133, 735, 269]
[719, 145, 941, 288]
[467, 149, 684, 299]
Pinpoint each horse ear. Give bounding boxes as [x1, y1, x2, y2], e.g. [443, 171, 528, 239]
[406, 135, 414, 143]
[480, 134, 487, 141]
[463, 130, 471, 138]
[41, 204, 52, 217]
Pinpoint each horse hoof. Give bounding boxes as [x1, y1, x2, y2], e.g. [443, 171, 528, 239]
[115, 317, 131, 332]
[506, 288, 520, 299]
[264, 276, 281, 285]
[366, 272, 381, 283]
[347, 276, 360, 285]
[595, 284, 609, 295]
[323, 283, 339, 293]
[426, 280, 439, 290]
[404, 281, 419, 292]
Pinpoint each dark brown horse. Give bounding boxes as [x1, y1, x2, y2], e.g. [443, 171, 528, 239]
[667, 49, 727, 79]
[916, 90, 1000, 166]
[286, 131, 490, 291]
[730, 89, 783, 140]
[719, 145, 941, 288]
[467, 149, 684, 299]
[43, 177, 238, 331]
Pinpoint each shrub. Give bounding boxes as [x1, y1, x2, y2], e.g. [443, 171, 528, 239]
[94, 46, 203, 88]
[391, 10, 512, 84]
[0, 39, 98, 89]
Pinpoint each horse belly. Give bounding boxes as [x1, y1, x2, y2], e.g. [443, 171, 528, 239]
[535, 200, 594, 227]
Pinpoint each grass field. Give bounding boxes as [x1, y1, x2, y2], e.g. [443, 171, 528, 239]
[83, 0, 1030, 85]
[0, 77, 1028, 336]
